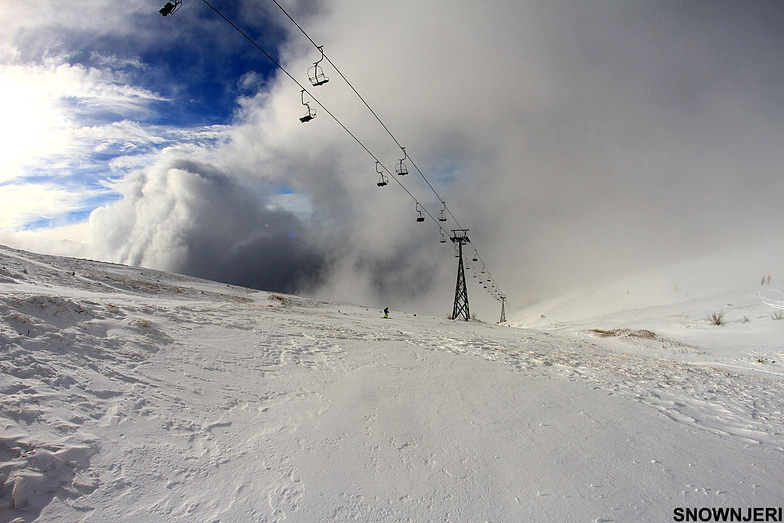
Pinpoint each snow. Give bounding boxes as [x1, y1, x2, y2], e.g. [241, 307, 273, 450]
[1, 244, 782, 522]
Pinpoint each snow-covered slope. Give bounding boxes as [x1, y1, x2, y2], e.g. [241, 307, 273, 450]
[509, 257, 784, 378]
[1, 245, 782, 522]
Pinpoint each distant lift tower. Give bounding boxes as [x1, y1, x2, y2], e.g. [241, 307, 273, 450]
[451, 229, 470, 321]
[499, 295, 507, 324]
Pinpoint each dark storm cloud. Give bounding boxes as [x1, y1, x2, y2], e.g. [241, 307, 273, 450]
[356, 246, 442, 302]
[196, 0, 784, 313]
[335, 0, 784, 308]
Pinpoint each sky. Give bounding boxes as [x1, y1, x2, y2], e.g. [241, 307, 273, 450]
[1, 0, 783, 319]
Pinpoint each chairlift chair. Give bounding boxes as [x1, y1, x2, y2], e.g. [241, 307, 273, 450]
[159, 0, 181, 16]
[299, 90, 316, 122]
[440, 230, 447, 244]
[308, 46, 329, 87]
[415, 203, 425, 222]
[396, 147, 409, 176]
[438, 202, 447, 222]
[376, 161, 388, 187]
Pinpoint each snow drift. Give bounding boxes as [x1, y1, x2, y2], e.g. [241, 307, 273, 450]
[0, 244, 781, 522]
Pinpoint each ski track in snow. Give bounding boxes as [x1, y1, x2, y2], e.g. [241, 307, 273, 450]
[0, 245, 782, 521]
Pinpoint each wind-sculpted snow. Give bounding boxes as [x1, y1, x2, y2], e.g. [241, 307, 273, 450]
[759, 289, 784, 311]
[0, 244, 782, 521]
[401, 328, 784, 451]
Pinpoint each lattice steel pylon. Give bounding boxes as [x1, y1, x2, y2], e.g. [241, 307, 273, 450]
[499, 295, 507, 324]
[450, 229, 470, 321]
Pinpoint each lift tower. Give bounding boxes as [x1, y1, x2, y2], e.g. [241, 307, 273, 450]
[450, 229, 470, 321]
[499, 295, 507, 324]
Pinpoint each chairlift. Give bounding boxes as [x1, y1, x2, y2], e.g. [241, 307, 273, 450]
[299, 90, 316, 122]
[439, 230, 447, 244]
[438, 202, 447, 222]
[376, 161, 388, 187]
[308, 46, 329, 87]
[159, 0, 181, 16]
[396, 147, 409, 176]
[415, 203, 425, 222]
[472, 256, 478, 262]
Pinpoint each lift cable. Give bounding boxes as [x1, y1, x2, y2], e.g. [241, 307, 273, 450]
[271, 0, 451, 211]
[270, 0, 402, 147]
[268, 0, 505, 302]
[199, 0, 449, 237]
[166, 2, 497, 295]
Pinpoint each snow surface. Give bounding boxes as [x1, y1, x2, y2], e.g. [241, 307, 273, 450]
[0, 244, 781, 522]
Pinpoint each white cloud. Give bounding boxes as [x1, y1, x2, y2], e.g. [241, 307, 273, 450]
[0, 59, 166, 181]
[0, 51, 231, 231]
[0, 221, 90, 258]
[0, 183, 107, 228]
[0, 64, 71, 182]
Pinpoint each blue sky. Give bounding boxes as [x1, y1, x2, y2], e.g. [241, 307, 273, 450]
[1, 1, 783, 317]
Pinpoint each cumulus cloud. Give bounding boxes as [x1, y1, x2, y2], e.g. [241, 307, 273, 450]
[89, 155, 330, 294]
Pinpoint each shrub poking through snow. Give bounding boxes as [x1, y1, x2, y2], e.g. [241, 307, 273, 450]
[709, 311, 725, 326]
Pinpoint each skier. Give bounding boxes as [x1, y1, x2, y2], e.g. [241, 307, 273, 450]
[384, 307, 389, 319]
